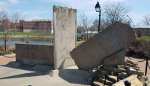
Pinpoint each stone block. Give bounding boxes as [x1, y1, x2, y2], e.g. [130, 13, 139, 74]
[16, 43, 54, 65]
[113, 75, 143, 86]
[93, 81, 104, 86]
[71, 23, 135, 70]
[108, 75, 117, 83]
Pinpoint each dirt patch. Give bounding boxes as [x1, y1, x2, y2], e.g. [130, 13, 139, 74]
[0, 54, 16, 65]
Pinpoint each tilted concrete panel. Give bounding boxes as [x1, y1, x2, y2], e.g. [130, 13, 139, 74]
[71, 23, 135, 70]
[53, 6, 77, 69]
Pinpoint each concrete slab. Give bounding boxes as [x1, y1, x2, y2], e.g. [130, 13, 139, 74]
[0, 66, 91, 86]
[53, 6, 77, 69]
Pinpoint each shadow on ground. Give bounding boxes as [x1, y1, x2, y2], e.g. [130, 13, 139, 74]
[0, 61, 53, 79]
[59, 69, 93, 85]
[0, 72, 46, 79]
[0, 61, 93, 85]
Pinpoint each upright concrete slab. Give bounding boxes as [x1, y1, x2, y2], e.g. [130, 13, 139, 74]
[71, 23, 135, 70]
[53, 6, 77, 69]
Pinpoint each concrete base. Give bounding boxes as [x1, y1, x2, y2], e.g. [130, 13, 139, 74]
[16, 59, 52, 66]
[50, 65, 93, 84]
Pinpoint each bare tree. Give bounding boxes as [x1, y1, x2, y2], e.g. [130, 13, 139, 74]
[0, 11, 8, 21]
[0, 11, 8, 51]
[143, 15, 150, 25]
[90, 18, 113, 32]
[11, 12, 20, 23]
[81, 14, 88, 31]
[11, 12, 21, 31]
[77, 25, 84, 34]
[104, 3, 130, 25]
[0, 11, 8, 30]
[79, 14, 89, 39]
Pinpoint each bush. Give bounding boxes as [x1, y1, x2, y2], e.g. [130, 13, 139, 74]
[134, 36, 150, 54]
[0, 50, 13, 56]
[0, 47, 15, 56]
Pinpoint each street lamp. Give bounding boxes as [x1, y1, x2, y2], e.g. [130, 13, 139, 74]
[95, 2, 101, 32]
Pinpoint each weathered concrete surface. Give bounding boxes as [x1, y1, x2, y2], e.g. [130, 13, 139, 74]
[16, 43, 54, 65]
[53, 6, 77, 69]
[71, 23, 135, 70]
[102, 49, 126, 65]
[0, 66, 91, 86]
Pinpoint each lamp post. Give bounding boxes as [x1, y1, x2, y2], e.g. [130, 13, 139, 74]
[4, 32, 7, 52]
[144, 52, 149, 76]
[95, 2, 101, 33]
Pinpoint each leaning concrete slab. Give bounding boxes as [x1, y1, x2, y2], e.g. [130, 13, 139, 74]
[71, 23, 135, 70]
[53, 6, 77, 69]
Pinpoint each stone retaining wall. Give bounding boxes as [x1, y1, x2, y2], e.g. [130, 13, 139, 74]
[16, 43, 54, 65]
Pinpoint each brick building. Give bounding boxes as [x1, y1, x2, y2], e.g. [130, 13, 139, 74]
[134, 28, 150, 36]
[0, 19, 12, 31]
[20, 20, 52, 32]
[0, 20, 52, 32]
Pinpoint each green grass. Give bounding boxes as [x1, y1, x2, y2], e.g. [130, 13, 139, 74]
[0, 32, 54, 39]
[137, 36, 150, 42]
[0, 32, 52, 36]
[0, 50, 14, 56]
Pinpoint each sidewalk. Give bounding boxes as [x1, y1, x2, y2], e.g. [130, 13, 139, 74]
[0, 54, 91, 86]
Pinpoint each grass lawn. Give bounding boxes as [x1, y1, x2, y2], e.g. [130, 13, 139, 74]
[0, 32, 54, 39]
[137, 36, 150, 42]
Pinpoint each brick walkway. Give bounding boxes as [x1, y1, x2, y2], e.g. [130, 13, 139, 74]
[126, 57, 150, 76]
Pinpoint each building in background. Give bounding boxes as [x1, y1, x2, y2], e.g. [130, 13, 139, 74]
[134, 28, 150, 37]
[20, 20, 52, 32]
[0, 19, 12, 31]
[0, 20, 52, 32]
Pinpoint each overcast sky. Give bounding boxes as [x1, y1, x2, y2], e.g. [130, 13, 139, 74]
[0, 0, 150, 27]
